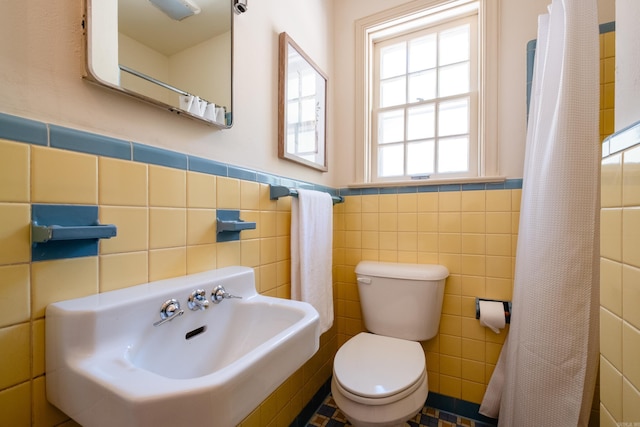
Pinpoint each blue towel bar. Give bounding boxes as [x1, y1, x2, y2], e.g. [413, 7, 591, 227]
[269, 185, 344, 204]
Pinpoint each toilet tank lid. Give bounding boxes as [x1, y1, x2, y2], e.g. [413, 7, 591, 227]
[355, 261, 449, 281]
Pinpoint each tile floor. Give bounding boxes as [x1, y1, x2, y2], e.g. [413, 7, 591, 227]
[307, 394, 494, 427]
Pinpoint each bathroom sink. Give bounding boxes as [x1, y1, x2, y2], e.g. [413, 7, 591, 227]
[46, 266, 320, 427]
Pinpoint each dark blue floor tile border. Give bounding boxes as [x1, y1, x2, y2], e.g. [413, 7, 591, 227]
[289, 378, 332, 427]
[295, 379, 499, 427]
[426, 392, 498, 426]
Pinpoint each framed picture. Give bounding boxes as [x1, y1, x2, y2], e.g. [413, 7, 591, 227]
[278, 32, 328, 172]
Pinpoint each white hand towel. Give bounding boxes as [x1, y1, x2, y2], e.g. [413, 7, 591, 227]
[291, 189, 333, 334]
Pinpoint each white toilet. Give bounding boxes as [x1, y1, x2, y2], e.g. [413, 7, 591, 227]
[331, 261, 449, 427]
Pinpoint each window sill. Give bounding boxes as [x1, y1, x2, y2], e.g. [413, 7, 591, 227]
[347, 176, 507, 189]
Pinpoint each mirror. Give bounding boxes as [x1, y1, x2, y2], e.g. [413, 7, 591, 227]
[278, 32, 328, 171]
[83, 0, 233, 127]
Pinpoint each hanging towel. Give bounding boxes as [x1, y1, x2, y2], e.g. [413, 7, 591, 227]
[291, 189, 334, 334]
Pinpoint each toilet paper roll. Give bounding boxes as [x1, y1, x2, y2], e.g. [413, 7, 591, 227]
[478, 300, 506, 334]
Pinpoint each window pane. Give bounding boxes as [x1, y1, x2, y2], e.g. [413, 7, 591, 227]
[298, 130, 316, 153]
[378, 110, 404, 144]
[300, 98, 316, 122]
[438, 98, 469, 137]
[300, 71, 316, 97]
[287, 101, 299, 124]
[438, 136, 468, 173]
[379, 144, 404, 177]
[381, 43, 406, 79]
[408, 69, 436, 102]
[287, 75, 299, 100]
[407, 140, 435, 175]
[438, 62, 469, 97]
[439, 24, 470, 66]
[407, 104, 435, 140]
[380, 77, 406, 107]
[409, 34, 436, 72]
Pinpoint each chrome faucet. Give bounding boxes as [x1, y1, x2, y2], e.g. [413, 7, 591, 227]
[211, 285, 242, 304]
[188, 289, 210, 311]
[153, 299, 184, 326]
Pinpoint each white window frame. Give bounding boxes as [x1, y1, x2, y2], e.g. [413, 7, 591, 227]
[354, 0, 498, 184]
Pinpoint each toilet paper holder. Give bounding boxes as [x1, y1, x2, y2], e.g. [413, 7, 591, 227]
[475, 298, 512, 324]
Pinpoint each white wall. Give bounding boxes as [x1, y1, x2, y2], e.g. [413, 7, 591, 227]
[119, 33, 173, 105]
[615, 0, 640, 131]
[332, 0, 616, 186]
[0, 0, 334, 186]
[170, 31, 231, 109]
[0, 0, 615, 188]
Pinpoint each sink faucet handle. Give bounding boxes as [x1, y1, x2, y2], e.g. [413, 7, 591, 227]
[211, 285, 242, 304]
[188, 289, 210, 311]
[153, 298, 184, 326]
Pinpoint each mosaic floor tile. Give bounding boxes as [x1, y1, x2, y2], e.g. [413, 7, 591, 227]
[306, 394, 493, 427]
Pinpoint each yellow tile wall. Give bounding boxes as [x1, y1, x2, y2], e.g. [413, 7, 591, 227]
[600, 30, 615, 142]
[333, 188, 519, 404]
[0, 139, 337, 427]
[600, 142, 640, 426]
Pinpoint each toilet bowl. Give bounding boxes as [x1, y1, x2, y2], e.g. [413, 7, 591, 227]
[331, 261, 449, 427]
[331, 333, 428, 427]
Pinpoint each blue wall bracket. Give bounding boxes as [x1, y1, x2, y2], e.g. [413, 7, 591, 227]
[216, 209, 256, 242]
[31, 204, 117, 261]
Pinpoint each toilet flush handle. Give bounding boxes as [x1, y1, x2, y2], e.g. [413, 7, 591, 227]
[357, 277, 371, 285]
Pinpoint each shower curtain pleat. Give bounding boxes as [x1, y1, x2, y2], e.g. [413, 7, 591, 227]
[479, 1, 600, 426]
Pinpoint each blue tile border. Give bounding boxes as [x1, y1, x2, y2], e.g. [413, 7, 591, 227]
[599, 21, 615, 34]
[426, 392, 498, 426]
[50, 125, 131, 160]
[133, 142, 188, 170]
[0, 111, 523, 200]
[603, 120, 640, 157]
[189, 156, 228, 176]
[289, 377, 332, 427]
[341, 179, 522, 196]
[295, 379, 499, 427]
[0, 113, 48, 146]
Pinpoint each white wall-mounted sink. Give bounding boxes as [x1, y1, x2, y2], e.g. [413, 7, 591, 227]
[46, 266, 320, 427]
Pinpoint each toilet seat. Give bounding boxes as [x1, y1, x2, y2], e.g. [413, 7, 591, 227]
[333, 332, 426, 406]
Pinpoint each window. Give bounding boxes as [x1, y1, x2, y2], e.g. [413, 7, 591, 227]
[287, 57, 321, 162]
[355, 0, 497, 183]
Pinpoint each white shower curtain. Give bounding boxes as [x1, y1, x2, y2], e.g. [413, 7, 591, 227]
[479, 1, 600, 426]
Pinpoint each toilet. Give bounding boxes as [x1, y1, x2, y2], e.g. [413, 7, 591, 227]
[331, 261, 449, 427]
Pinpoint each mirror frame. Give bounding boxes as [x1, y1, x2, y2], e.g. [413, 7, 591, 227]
[278, 32, 328, 172]
[82, 0, 233, 128]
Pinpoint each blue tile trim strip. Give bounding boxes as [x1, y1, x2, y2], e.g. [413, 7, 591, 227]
[603, 120, 640, 157]
[341, 179, 522, 196]
[132, 142, 188, 169]
[0, 112, 48, 146]
[600, 21, 615, 34]
[0, 111, 523, 200]
[50, 125, 131, 160]
[189, 156, 228, 176]
[426, 392, 498, 426]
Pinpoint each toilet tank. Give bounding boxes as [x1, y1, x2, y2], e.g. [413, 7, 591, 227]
[355, 261, 449, 341]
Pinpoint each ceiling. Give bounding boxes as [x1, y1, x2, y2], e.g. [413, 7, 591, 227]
[118, 0, 231, 56]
